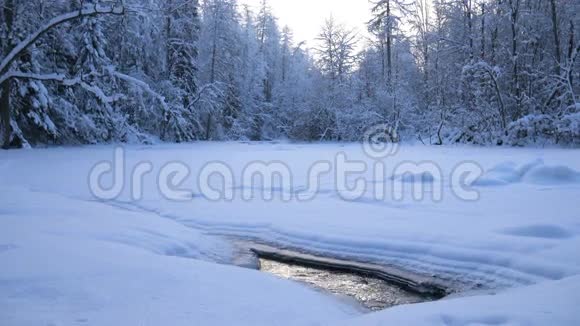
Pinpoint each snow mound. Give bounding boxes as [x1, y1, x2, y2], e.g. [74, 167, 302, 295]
[475, 159, 580, 186]
[392, 172, 437, 183]
[522, 165, 580, 185]
[499, 224, 575, 240]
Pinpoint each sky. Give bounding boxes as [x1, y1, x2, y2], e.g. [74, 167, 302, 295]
[238, 0, 373, 49]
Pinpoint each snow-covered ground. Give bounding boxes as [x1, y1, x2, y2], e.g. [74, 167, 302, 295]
[1, 143, 580, 325]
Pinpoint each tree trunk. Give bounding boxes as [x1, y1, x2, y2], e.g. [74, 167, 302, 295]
[210, 15, 218, 84]
[0, 81, 10, 149]
[491, 0, 502, 65]
[1, 0, 14, 149]
[205, 115, 212, 140]
[206, 13, 219, 140]
[165, 0, 173, 80]
[510, 0, 521, 113]
[386, 0, 392, 89]
[466, 0, 474, 60]
[568, 20, 575, 88]
[380, 39, 386, 80]
[550, 0, 562, 75]
[481, 3, 486, 60]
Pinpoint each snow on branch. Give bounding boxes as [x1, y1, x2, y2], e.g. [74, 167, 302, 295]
[108, 69, 170, 114]
[1, 68, 169, 111]
[0, 4, 124, 77]
[0, 71, 118, 103]
[0, 72, 67, 85]
[186, 83, 225, 112]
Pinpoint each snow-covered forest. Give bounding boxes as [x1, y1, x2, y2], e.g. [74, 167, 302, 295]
[0, 0, 579, 149]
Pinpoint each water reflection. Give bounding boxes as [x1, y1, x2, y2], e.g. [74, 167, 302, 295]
[260, 258, 429, 311]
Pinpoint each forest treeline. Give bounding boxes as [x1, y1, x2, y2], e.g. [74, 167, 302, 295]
[0, 0, 578, 148]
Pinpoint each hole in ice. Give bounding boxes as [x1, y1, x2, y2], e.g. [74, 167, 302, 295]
[239, 243, 450, 311]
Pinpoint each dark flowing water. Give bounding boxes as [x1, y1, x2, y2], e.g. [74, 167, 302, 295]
[230, 241, 450, 311]
[259, 257, 431, 311]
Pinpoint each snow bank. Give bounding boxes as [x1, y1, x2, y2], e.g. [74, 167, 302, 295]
[475, 159, 580, 186]
[0, 187, 359, 326]
[341, 276, 580, 325]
